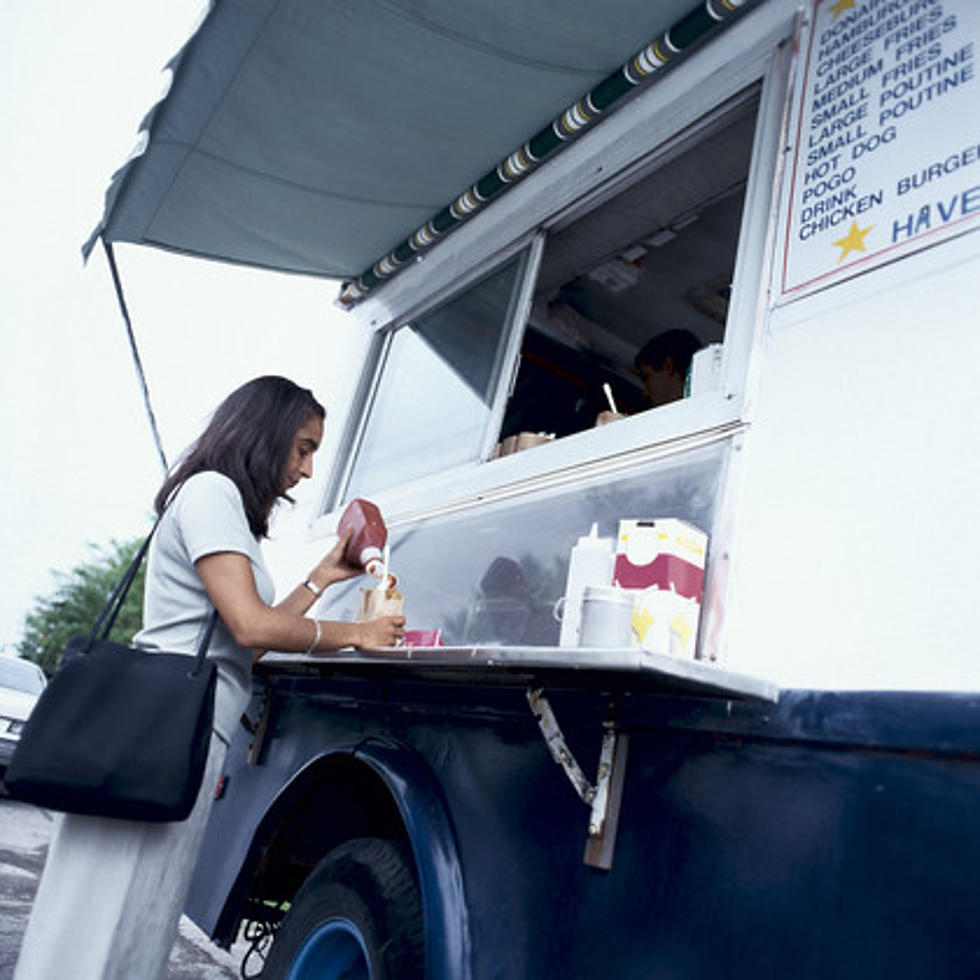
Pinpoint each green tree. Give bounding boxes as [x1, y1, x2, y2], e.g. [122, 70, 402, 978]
[18, 539, 146, 676]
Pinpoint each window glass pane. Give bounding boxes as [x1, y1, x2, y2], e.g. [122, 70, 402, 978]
[496, 92, 759, 455]
[321, 440, 727, 649]
[345, 257, 521, 498]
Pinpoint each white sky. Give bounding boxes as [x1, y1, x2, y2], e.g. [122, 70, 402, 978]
[0, 2, 364, 648]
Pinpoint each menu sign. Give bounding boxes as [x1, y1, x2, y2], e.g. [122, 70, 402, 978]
[780, 0, 980, 297]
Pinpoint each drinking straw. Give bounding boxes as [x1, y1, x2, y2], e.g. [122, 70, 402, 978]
[376, 544, 390, 591]
[602, 383, 619, 414]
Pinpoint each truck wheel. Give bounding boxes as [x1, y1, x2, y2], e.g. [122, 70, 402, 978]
[261, 837, 424, 980]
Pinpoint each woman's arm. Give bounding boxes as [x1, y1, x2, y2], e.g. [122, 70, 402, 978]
[195, 551, 404, 659]
[273, 533, 362, 617]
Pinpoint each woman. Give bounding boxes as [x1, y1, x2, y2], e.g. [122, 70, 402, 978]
[15, 376, 404, 980]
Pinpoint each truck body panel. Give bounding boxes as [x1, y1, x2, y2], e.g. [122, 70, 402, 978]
[191, 665, 980, 978]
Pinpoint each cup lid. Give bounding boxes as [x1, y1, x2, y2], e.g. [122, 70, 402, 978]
[582, 585, 635, 604]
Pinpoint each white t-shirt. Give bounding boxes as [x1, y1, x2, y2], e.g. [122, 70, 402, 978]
[133, 471, 275, 742]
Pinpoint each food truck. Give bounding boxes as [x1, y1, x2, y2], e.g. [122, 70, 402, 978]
[87, 0, 980, 976]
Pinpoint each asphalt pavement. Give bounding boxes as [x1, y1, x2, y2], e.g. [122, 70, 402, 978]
[0, 792, 248, 979]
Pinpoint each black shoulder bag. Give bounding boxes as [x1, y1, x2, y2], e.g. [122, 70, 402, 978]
[5, 513, 219, 822]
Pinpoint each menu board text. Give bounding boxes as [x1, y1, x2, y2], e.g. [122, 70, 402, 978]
[781, 0, 980, 297]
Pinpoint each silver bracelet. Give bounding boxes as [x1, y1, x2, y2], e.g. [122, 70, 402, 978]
[305, 619, 322, 655]
[303, 578, 325, 598]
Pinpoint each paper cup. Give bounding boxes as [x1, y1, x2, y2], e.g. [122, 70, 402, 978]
[356, 586, 403, 622]
[578, 586, 636, 647]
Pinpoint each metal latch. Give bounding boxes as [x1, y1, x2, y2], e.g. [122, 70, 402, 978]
[245, 694, 274, 766]
[526, 688, 630, 870]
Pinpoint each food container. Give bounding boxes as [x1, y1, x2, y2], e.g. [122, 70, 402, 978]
[631, 586, 701, 659]
[356, 577, 403, 622]
[495, 432, 555, 457]
[403, 629, 443, 647]
[556, 524, 615, 647]
[614, 518, 708, 658]
[613, 518, 707, 599]
[578, 585, 637, 647]
[337, 498, 388, 576]
[688, 342, 723, 397]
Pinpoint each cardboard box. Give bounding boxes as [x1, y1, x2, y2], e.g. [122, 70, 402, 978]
[631, 587, 702, 659]
[613, 518, 707, 599]
[614, 519, 708, 658]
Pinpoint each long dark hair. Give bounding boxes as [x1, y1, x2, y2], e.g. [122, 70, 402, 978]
[155, 376, 325, 538]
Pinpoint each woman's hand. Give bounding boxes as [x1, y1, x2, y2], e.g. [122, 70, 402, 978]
[354, 616, 406, 649]
[308, 533, 362, 589]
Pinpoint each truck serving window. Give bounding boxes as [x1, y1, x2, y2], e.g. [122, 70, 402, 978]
[322, 83, 774, 657]
[344, 256, 525, 499]
[497, 92, 759, 451]
[337, 87, 761, 504]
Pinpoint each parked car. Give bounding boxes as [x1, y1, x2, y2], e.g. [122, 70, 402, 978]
[0, 656, 46, 780]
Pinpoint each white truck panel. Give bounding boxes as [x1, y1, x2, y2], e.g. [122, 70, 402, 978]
[727, 231, 980, 689]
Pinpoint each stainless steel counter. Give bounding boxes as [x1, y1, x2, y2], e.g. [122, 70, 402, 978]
[257, 645, 778, 702]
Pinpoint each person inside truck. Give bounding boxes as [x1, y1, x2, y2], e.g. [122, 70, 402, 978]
[634, 328, 703, 408]
[15, 375, 405, 980]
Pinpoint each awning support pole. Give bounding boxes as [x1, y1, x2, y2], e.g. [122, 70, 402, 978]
[102, 238, 169, 476]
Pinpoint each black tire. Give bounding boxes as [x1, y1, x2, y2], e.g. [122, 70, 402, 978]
[261, 837, 424, 980]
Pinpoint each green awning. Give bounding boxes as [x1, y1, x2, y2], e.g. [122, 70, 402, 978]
[87, 0, 755, 301]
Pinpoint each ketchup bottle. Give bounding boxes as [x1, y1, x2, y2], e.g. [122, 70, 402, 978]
[337, 499, 388, 577]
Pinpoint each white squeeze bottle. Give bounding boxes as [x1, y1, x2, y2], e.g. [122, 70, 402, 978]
[559, 523, 614, 646]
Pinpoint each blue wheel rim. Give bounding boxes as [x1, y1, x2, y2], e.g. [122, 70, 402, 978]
[285, 917, 372, 980]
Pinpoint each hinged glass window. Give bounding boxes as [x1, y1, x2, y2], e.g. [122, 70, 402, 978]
[334, 82, 766, 508]
[343, 254, 526, 500]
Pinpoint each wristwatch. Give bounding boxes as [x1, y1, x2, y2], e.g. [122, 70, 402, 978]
[303, 578, 325, 598]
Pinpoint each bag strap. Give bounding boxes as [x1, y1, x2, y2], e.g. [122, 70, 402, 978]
[91, 512, 164, 642]
[87, 489, 219, 671]
[191, 608, 220, 676]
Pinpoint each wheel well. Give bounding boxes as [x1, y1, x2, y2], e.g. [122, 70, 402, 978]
[230, 754, 412, 936]
[215, 739, 472, 979]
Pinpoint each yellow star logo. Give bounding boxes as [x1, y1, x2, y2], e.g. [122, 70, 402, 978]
[830, 0, 855, 20]
[833, 220, 873, 262]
